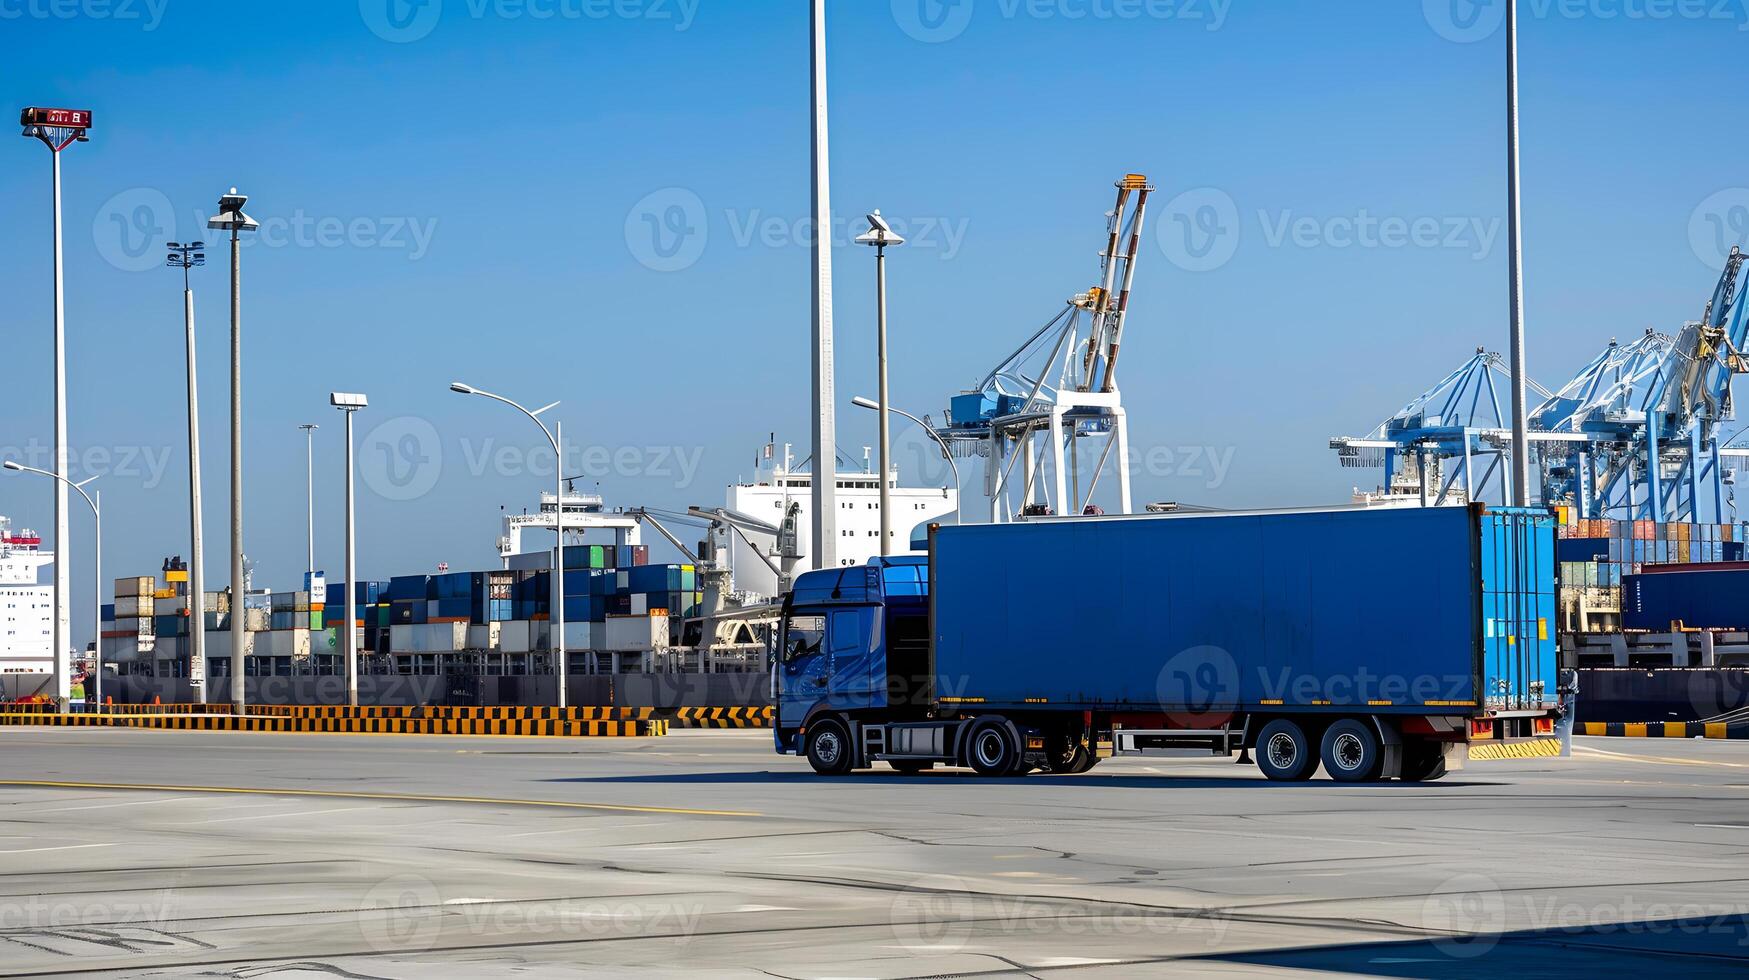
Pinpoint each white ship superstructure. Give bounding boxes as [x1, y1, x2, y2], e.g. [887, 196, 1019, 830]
[727, 444, 957, 599]
[0, 516, 54, 674]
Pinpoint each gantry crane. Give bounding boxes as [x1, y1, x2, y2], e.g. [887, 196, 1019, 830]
[936, 174, 1154, 521]
[1332, 248, 1749, 521]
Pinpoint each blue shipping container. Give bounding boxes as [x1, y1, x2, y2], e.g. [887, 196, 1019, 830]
[928, 505, 1557, 714]
[1623, 567, 1749, 631]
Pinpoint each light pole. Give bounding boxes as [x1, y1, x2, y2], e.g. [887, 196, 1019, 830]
[1506, 0, 1531, 507]
[450, 382, 567, 708]
[330, 394, 366, 707]
[4, 461, 99, 707]
[855, 211, 905, 555]
[299, 423, 319, 587]
[167, 242, 209, 702]
[851, 396, 960, 527]
[208, 189, 256, 711]
[21, 106, 92, 701]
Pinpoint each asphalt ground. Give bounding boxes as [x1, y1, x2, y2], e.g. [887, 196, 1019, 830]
[2, 728, 1747, 978]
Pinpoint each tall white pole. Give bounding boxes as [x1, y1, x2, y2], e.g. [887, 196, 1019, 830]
[51, 150, 71, 702]
[809, 0, 838, 569]
[876, 244, 891, 555]
[554, 420, 567, 710]
[184, 286, 207, 703]
[91, 488, 100, 708]
[344, 410, 358, 707]
[1507, 0, 1531, 507]
[303, 426, 317, 581]
[228, 225, 245, 712]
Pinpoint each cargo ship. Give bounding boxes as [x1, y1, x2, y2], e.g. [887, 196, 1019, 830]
[0, 515, 54, 679]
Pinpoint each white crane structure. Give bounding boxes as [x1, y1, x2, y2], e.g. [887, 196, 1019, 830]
[936, 174, 1154, 522]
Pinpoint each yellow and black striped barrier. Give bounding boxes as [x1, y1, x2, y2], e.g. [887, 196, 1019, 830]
[0, 712, 665, 738]
[245, 704, 656, 721]
[4, 702, 233, 715]
[1580, 721, 1749, 739]
[1469, 738, 1564, 760]
[666, 706, 774, 728]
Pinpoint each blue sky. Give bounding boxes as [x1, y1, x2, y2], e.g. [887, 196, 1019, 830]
[3, 1, 1747, 644]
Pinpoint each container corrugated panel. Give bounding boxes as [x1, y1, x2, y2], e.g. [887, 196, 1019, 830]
[1623, 567, 1749, 631]
[928, 506, 1556, 714]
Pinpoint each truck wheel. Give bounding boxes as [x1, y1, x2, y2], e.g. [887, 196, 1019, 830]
[1255, 719, 1320, 781]
[1048, 736, 1096, 775]
[1400, 740, 1449, 782]
[966, 720, 1021, 777]
[889, 760, 934, 775]
[1320, 718, 1385, 782]
[806, 717, 854, 776]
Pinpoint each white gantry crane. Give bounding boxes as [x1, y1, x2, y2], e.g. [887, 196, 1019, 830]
[936, 174, 1155, 522]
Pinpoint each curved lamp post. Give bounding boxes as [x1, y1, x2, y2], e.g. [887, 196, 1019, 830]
[451, 382, 568, 708]
[851, 396, 960, 526]
[4, 460, 99, 707]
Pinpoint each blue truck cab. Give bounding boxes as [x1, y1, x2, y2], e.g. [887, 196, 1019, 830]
[775, 505, 1564, 782]
[774, 557, 931, 759]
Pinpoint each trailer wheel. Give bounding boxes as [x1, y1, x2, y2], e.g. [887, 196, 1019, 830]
[805, 717, 854, 776]
[889, 760, 934, 775]
[1047, 736, 1096, 775]
[966, 720, 1022, 777]
[1400, 740, 1449, 782]
[1320, 718, 1385, 782]
[1255, 719, 1320, 781]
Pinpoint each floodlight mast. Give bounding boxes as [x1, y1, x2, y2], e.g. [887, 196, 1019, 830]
[20, 105, 92, 702]
[167, 241, 210, 702]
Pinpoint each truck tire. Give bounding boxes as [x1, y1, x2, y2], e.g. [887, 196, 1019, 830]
[806, 717, 854, 776]
[1400, 740, 1449, 782]
[889, 760, 934, 775]
[1047, 736, 1097, 775]
[1255, 719, 1320, 781]
[1320, 718, 1385, 782]
[965, 720, 1022, 777]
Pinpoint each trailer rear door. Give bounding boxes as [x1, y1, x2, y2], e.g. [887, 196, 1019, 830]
[1477, 507, 1557, 711]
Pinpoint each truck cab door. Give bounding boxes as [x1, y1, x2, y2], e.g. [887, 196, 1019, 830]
[828, 606, 881, 707]
[777, 613, 829, 733]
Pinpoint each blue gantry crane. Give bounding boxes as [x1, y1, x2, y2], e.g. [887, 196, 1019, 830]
[1333, 248, 1749, 521]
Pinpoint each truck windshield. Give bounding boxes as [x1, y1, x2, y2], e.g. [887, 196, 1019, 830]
[782, 614, 825, 663]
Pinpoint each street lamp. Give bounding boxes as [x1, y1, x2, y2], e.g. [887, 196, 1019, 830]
[330, 393, 366, 707]
[855, 210, 905, 554]
[167, 241, 210, 702]
[208, 188, 257, 711]
[21, 106, 92, 701]
[450, 381, 569, 708]
[4, 461, 99, 708]
[851, 396, 960, 527]
[299, 423, 319, 589]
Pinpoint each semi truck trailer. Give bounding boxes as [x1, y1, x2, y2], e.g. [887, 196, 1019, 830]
[773, 504, 1560, 782]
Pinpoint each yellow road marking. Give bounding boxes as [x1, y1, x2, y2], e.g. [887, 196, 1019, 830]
[0, 780, 760, 818]
[1573, 744, 1749, 769]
